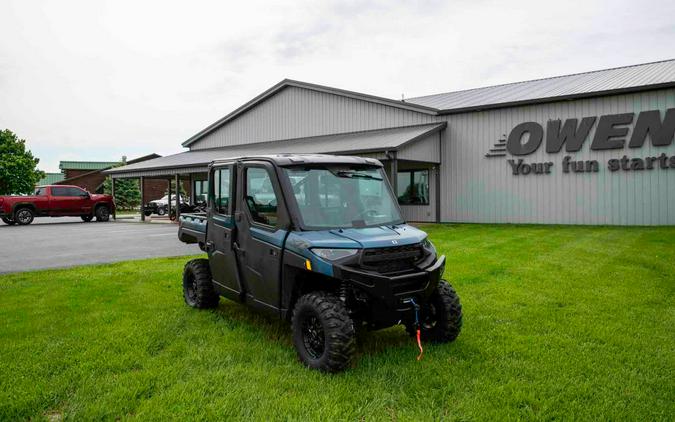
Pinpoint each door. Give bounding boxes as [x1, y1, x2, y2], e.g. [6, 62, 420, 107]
[49, 186, 87, 215]
[67, 186, 92, 214]
[234, 162, 288, 311]
[206, 165, 242, 300]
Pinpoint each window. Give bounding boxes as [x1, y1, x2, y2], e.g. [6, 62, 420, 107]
[193, 180, 208, 205]
[212, 167, 231, 214]
[68, 187, 86, 196]
[51, 187, 70, 197]
[283, 166, 402, 229]
[34, 187, 47, 196]
[397, 169, 429, 205]
[245, 167, 279, 226]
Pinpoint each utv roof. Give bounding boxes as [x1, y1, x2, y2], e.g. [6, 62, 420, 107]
[210, 154, 384, 167]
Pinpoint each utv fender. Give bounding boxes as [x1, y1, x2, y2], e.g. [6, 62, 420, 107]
[280, 250, 339, 321]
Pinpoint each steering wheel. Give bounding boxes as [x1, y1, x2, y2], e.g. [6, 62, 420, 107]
[355, 209, 379, 219]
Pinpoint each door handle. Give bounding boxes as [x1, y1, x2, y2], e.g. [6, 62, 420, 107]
[233, 243, 246, 257]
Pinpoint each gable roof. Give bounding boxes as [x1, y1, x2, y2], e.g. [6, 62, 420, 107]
[182, 79, 438, 147]
[405, 59, 675, 113]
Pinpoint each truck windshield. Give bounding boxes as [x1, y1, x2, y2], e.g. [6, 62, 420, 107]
[283, 166, 403, 229]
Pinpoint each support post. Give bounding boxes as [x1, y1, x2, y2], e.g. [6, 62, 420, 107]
[435, 166, 441, 223]
[188, 173, 193, 205]
[140, 176, 145, 222]
[390, 153, 398, 201]
[111, 177, 116, 220]
[167, 178, 172, 217]
[174, 173, 181, 220]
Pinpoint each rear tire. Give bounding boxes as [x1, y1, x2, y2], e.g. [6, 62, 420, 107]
[14, 207, 34, 225]
[157, 207, 166, 216]
[1, 217, 15, 225]
[406, 280, 462, 343]
[95, 205, 110, 222]
[291, 292, 355, 372]
[182, 259, 219, 309]
[81, 214, 93, 222]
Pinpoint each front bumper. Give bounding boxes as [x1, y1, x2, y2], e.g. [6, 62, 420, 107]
[333, 255, 445, 328]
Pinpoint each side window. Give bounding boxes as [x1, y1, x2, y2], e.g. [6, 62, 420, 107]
[51, 187, 69, 197]
[68, 187, 86, 196]
[245, 167, 279, 227]
[34, 187, 46, 196]
[193, 180, 208, 204]
[212, 167, 231, 214]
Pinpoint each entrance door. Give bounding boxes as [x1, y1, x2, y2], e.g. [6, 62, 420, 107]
[206, 165, 242, 299]
[234, 162, 288, 312]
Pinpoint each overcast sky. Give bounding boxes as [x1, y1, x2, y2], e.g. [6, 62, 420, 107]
[1, 0, 673, 172]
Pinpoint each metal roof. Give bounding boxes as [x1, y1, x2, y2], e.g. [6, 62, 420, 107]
[406, 59, 675, 112]
[36, 172, 65, 186]
[108, 123, 445, 177]
[59, 161, 118, 170]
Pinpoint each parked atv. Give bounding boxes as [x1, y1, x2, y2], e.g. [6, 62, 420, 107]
[177, 154, 462, 372]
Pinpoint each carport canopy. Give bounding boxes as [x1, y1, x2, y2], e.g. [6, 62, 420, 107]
[105, 122, 445, 178]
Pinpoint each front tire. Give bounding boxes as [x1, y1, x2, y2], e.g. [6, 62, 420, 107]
[1, 217, 15, 225]
[14, 208, 35, 225]
[81, 214, 93, 222]
[406, 280, 462, 343]
[291, 292, 356, 372]
[95, 205, 110, 222]
[182, 259, 219, 309]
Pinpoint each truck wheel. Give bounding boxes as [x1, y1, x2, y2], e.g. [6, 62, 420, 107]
[158, 207, 166, 216]
[406, 280, 462, 343]
[182, 259, 219, 309]
[81, 214, 93, 222]
[14, 207, 35, 225]
[144, 211, 152, 217]
[291, 292, 355, 372]
[95, 205, 110, 222]
[1, 217, 15, 225]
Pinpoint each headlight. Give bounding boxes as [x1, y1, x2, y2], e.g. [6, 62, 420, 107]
[311, 248, 359, 261]
[422, 237, 435, 251]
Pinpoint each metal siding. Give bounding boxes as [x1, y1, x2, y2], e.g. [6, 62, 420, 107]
[191, 86, 435, 150]
[440, 88, 675, 225]
[397, 132, 441, 163]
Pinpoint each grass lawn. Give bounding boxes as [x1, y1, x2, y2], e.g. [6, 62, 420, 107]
[0, 224, 673, 420]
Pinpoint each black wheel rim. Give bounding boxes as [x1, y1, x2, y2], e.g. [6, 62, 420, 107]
[17, 210, 31, 224]
[302, 314, 325, 359]
[421, 303, 438, 330]
[99, 209, 109, 218]
[184, 273, 197, 302]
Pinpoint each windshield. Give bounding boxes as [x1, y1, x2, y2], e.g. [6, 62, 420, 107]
[283, 165, 403, 229]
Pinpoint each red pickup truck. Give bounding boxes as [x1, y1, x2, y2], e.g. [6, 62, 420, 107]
[0, 185, 115, 225]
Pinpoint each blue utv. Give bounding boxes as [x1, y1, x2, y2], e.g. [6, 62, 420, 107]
[178, 154, 462, 372]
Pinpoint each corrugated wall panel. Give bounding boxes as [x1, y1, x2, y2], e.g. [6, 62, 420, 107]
[397, 132, 441, 163]
[440, 88, 675, 225]
[191, 86, 436, 150]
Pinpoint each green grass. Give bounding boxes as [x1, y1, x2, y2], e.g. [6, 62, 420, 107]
[1, 224, 673, 420]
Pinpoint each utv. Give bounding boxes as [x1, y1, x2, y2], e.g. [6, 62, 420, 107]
[178, 154, 462, 372]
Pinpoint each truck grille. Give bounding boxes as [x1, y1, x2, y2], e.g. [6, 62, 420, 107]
[359, 243, 425, 274]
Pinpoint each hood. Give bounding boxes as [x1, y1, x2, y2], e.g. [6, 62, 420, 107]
[286, 224, 427, 254]
[328, 224, 427, 248]
[90, 194, 111, 201]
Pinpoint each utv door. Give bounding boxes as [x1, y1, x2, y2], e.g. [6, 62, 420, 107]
[206, 165, 243, 300]
[234, 162, 289, 312]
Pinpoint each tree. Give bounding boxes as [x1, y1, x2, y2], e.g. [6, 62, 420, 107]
[0, 129, 45, 195]
[103, 164, 141, 210]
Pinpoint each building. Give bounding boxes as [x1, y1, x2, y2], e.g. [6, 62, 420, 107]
[40, 155, 172, 203]
[107, 59, 675, 225]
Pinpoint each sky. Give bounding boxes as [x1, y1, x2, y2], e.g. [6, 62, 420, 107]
[1, 0, 673, 172]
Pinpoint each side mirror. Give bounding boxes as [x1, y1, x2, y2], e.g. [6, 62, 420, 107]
[81, 192, 90, 198]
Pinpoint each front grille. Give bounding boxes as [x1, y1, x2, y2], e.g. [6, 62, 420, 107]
[359, 243, 425, 274]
